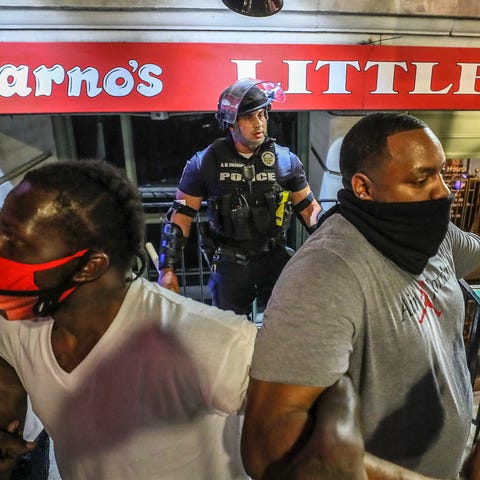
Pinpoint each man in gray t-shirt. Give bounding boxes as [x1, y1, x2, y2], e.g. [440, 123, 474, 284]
[241, 112, 480, 480]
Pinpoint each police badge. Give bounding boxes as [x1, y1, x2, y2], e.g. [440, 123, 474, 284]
[261, 151, 276, 167]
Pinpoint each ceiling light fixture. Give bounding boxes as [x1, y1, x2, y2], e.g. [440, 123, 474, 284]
[222, 0, 283, 17]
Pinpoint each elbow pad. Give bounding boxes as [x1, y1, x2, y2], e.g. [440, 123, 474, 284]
[158, 221, 188, 270]
[294, 192, 319, 234]
[293, 191, 315, 215]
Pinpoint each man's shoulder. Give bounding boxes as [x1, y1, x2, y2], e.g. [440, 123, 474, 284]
[316, 212, 359, 239]
[193, 137, 232, 163]
[445, 221, 480, 248]
[269, 142, 302, 178]
[133, 277, 189, 308]
[193, 142, 215, 161]
[272, 142, 293, 157]
[305, 214, 381, 262]
[132, 278, 257, 336]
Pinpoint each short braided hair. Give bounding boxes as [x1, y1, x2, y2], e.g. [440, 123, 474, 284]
[23, 159, 146, 274]
[339, 112, 429, 189]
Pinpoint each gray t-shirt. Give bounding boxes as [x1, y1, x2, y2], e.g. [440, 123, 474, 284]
[251, 214, 480, 478]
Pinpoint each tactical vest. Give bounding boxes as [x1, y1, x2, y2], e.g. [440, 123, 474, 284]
[205, 138, 292, 248]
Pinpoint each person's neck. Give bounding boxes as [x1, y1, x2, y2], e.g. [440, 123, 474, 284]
[51, 274, 131, 372]
[234, 142, 256, 155]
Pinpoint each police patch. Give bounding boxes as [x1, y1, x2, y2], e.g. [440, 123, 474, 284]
[261, 151, 276, 167]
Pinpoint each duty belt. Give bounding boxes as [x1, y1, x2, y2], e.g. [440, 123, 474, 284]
[213, 236, 286, 266]
[213, 247, 250, 266]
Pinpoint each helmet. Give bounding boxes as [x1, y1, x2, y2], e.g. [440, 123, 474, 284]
[216, 78, 285, 129]
[238, 85, 271, 116]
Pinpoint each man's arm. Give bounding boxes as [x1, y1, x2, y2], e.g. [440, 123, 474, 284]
[291, 186, 322, 233]
[0, 357, 35, 479]
[242, 377, 458, 480]
[158, 190, 203, 293]
[364, 453, 443, 480]
[241, 377, 366, 480]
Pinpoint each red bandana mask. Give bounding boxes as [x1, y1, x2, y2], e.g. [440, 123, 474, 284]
[0, 249, 89, 320]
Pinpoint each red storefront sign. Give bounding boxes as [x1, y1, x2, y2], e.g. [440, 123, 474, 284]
[0, 42, 479, 113]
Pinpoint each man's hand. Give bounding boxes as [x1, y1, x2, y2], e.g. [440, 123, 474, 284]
[272, 376, 366, 480]
[242, 376, 367, 480]
[158, 268, 180, 294]
[0, 420, 35, 477]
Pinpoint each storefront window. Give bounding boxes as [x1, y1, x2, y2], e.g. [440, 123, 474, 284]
[131, 113, 221, 187]
[72, 115, 124, 169]
[71, 111, 298, 189]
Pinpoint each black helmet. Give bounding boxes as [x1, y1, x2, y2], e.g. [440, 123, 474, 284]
[216, 78, 285, 129]
[237, 85, 271, 116]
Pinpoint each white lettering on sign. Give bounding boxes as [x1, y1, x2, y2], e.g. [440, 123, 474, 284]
[2, 53, 480, 103]
[365, 61, 408, 94]
[137, 63, 163, 97]
[230, 59, 262, 80]
[315, 61, 361, 94]
[455, 63, 480, 94]
[0, 60, 163, 98]
[33, 65, 65, 96]
[410, 62, 452, 94]
[0, 65, 32, 97]
[232, 58, 480, 95]
[67, 67, 102, 97]
[283, 61, 313, 94]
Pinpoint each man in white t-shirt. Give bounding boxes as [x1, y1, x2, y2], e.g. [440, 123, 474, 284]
[0, 159, 257, 480]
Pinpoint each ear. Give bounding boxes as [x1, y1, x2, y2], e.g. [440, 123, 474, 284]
[72, 252, 110, 283]
[351, 172, 374, 200]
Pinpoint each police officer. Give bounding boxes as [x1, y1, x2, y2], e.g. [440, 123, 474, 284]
[158, 78, 321, 316]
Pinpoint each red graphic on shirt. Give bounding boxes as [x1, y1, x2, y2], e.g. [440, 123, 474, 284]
[418, 280, 441, 324]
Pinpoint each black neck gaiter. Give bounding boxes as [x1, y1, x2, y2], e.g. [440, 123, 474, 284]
[331, 189, 453, 275]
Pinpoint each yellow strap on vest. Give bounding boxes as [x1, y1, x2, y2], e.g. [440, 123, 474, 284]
[275, 191, 291, 226]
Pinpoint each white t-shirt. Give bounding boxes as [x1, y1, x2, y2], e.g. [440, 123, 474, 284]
[0, 278, 257, 480]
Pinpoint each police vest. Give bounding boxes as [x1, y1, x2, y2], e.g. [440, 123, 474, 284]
[206, 138, 292, 246]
